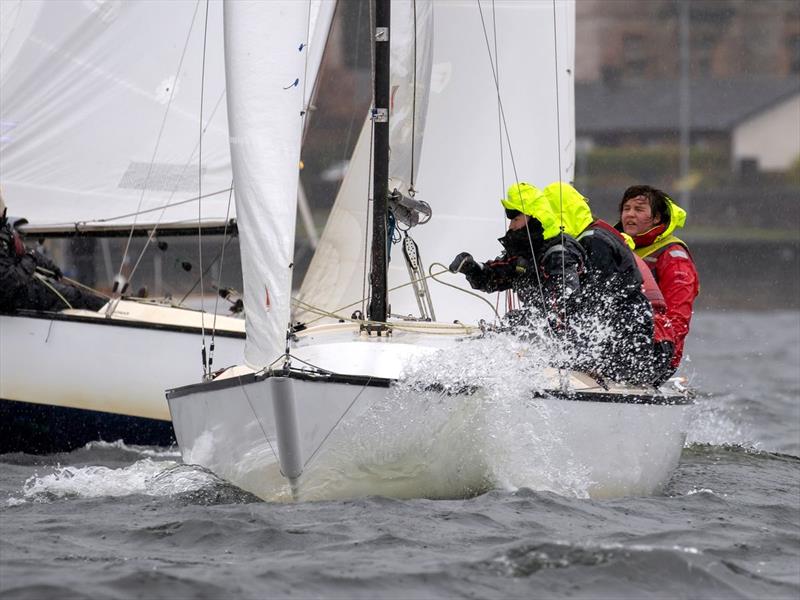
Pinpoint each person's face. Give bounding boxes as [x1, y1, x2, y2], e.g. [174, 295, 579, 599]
[621, 195, 660, 236]
[508, 213, 529, 231]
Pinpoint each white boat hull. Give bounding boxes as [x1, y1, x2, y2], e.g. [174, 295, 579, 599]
[0, 301, 245, 452]
[168, 323, 690, 501]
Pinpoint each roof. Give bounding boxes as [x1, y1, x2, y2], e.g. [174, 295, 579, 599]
[576, 78, 800, 136]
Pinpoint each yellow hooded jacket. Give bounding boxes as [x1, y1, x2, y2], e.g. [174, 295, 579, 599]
[632, 197, 688, 259]
[501, 181, 636, 247]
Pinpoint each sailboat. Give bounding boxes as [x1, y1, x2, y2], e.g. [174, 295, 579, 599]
[0, 0, 333, 453]
[167, 0, 692, 501]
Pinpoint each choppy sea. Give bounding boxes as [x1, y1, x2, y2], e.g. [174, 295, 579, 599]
[1, 311, 798, 599]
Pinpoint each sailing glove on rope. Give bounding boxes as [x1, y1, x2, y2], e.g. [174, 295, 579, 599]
[450, 252, 487, 289]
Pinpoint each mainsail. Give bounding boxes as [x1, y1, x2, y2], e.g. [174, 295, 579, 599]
[0, 0, 333, 232]
[0, 1, 231, 228]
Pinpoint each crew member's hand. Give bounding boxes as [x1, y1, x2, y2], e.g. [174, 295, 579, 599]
[449, 251, 477, 274]
[652, 340, 676, 386]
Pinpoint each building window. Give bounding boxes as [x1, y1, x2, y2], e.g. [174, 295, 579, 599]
[622, 34, 647, 78]
[788, 34, 800, 74]
[695, 34, 716, 77]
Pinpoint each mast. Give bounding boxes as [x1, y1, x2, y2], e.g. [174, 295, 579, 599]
[368, 0, 390, 324]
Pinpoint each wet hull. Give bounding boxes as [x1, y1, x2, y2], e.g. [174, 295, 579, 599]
[167, 323, 691, 501]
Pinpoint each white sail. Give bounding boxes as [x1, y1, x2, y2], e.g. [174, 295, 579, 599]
[295, 0, 434, 321]
[0, 0, 232, 228]
[224, 0, 309, 368]
[0, 0, 334, 231]
[387, 0, 576, 322]
[297, 0, 575, 325]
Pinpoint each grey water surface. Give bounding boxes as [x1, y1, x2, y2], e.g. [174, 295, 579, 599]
[1, 311, 798, 600]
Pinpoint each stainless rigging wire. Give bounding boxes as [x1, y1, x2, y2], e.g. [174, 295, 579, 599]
[126, 90, 227, 287]
[476, 0, 551, 330]
[207, 181, 236, 370]
[196, 0, 211, 377]
[115, 0, 202, 299]
[550, 0, 569, 343]
[409, 0, 418, 193]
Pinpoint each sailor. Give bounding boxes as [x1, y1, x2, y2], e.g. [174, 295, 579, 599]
[0, 190, 106, 313]
[450, 181, 656, 385]
[616, 185, 699, 379]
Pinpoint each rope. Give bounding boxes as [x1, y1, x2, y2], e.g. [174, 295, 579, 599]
[208, 181, 235, 370]
[294, 263, 498, 327]
[126, 89, 227, 285]
[491, 0, 505, 197]
[427, 262, 502, 321]
[476, 0, 552, 336]
[68, 187, 233, 229]
[363, 120, 375, 319]
[302, 379, 372, 470]
[197, 0, 211, 378]
[409, 0, 418, 193]
[550, 0, 569, 351]
[363, 0, 376, 318]
[34, 267, 111, 301]
[239, 378, 281, 468]
[32, 273, 73, 309]
[300, 0, 313, 131]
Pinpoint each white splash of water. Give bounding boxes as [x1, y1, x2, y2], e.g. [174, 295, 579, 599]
[6, 459, 218, 505]
[82, 439, 182, 459]
[685, 394, 760, 449]
[298, 328, 594, 500]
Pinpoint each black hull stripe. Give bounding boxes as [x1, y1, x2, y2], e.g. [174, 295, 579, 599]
[4, 310, 246, 339]
[0, 398, 175, 455]
[168, 369, 693, 405]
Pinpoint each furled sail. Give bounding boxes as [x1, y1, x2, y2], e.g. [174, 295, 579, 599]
[224, 1, 309, 369]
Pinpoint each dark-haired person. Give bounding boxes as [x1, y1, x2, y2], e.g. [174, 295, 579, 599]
[617, 185, 699, 380]
[450, 181, 656, 385]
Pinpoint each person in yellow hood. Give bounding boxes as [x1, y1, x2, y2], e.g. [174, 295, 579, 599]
[617, 185, 699, 374]
[450, 181, 657, 385]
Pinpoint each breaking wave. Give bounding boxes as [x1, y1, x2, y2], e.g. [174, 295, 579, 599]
[5, 459, 230, 506]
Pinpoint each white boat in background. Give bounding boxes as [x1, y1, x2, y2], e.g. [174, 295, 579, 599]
[0, 0, 333, 453]
[167, 0, 692, 502]
[0, 301, 245, 453]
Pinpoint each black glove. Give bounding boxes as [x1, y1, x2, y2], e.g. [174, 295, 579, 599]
[449, 252, 477, 274]
[450, 252, 488, 290]
[652, 340, 676, 386]
[32, 253, 62, 279]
